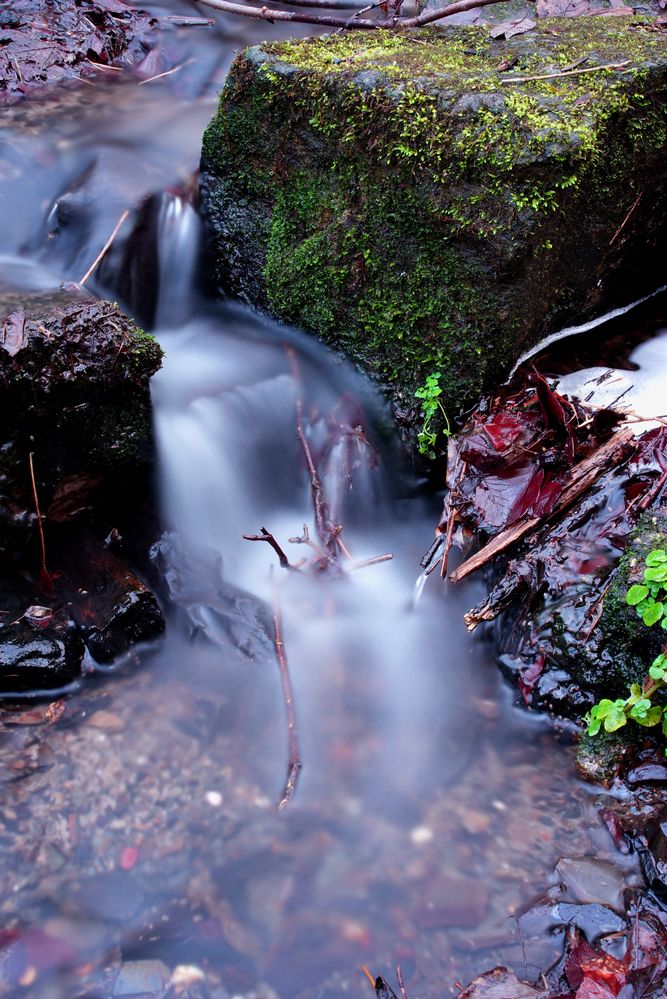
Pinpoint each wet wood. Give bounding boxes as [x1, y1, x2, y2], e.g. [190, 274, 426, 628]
[450, 428, 636, 584]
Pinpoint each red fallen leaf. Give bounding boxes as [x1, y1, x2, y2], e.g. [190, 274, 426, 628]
[482, 412, 526, 452]
[1, 311, 25, 357]
[533, 477, 563, 517]
[120, 846, 139, 870]
[567, 945, 626, 993]
[518, 653, 545, 705]
[473, 466, 537, 529]
[575, 977, 616, 999]
[507, 468, 544, 524]
[532, 371, 568, 432]
[598, 808, 630, 854]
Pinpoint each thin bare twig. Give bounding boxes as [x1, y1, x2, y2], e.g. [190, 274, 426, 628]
[396, 966, 409, 999]
[285, 345, 338, 557]
[79, 209, 129, 285]
[138, 58, 194, 85]
[272, 589, 302, 810]
[347, 553, 393, 571]
[28, 452, 49, 581]
[609, 191, 643, 246]
[243, 526, 294, 569]
[501, 59, 631, 85]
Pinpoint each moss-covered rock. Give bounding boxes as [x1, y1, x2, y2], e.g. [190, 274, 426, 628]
[201, 17, 667, 414]
[0, 291, 162, 554]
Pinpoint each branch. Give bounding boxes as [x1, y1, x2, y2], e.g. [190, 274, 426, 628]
[243, 526, 295, 569]
[194, 0, 508, 30]
[195, 0, 380, 28]
[272, 590, 302, 810]
[500, 59, 631, 85]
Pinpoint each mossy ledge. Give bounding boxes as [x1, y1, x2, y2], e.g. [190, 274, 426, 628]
[201, 17, 667, 414]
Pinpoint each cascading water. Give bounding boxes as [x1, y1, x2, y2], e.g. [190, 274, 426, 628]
[0, 8, 656, 996]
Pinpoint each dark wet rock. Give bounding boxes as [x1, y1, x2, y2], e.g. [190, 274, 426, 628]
[0, 580, 83, 692]
[552, 902, 626, 943]
[56, 533, 164, 664]
[555, 857, 625, 913]
[201, 19, 667, 415]
[0, 616, 83, 693]
[0, 0, 159, 105]
[0, 291, 162, 557]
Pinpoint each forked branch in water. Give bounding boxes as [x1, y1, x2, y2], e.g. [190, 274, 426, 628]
[195, 0, 507, 31]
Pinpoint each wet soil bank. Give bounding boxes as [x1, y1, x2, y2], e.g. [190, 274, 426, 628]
[425, 307, 667, 997]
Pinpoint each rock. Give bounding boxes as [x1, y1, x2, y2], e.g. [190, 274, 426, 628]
[0, 582, 83, 693]
[0, 617, 82, 693]
[201, 19, 667, 416]
[0, 291, 162, 556]
[458, 966, 542, 998]
[555, 857, 625, 912]
[55, 533, 164, 664]
[113, 960, 171, 997]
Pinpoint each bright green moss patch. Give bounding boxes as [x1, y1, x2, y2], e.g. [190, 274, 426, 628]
[200, 17, 667, 418]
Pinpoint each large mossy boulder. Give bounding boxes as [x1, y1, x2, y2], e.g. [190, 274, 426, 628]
[0, 290, 162, 554]
[201, 18, 667, 413]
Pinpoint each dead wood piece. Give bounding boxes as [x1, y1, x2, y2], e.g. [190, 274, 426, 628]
[243, 527, 294, 569]
[272, 594, 302, 810]
[450, 427, 635, 583]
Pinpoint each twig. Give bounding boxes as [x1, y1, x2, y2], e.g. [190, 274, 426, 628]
[28, 453, 49, 581]
[272, 589, 302, 810]
[347, 553, 393, 571]
[285, 345, 337, 557]
[501, 59, 631, 85]
[138, 59, 194, 85]
[609, 192, 642, 246]
[396, 966, 409, 999]
[79, 209, 129, 285]
[450, 428, 635, 583]
[361, 966, 376, 990]
[243, 526, 294, 569]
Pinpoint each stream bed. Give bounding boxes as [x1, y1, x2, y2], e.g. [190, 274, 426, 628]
[0, 4, 663, 997]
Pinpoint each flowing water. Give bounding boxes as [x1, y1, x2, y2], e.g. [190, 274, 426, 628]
[0, 5, 658, 997]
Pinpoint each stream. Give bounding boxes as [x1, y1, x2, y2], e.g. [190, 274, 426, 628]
[0, 4, 662, 997]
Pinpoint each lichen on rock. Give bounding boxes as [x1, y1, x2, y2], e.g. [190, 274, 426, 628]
[201, 17, 667, 415]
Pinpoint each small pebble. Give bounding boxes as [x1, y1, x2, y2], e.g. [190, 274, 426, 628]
[205, 790, 223, 807]
[410, 825, 434, 845]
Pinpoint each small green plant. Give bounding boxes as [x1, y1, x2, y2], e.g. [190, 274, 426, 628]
[414, 371, 452, 459]
[584, 549, 667, 755]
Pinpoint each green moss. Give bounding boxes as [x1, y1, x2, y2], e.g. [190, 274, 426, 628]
[201, 17, 667, 412]
[125, 327, 163, 379]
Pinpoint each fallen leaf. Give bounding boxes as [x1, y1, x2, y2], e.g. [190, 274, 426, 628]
[1, 312, 25, 357]
[489, 16, 536, 39]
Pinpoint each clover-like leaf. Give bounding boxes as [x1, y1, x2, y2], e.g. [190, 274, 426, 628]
[645, 549, 667, 567]
[644, 566, 667, 583]
[627, 584, 649, 606]
[643, 602, 664, 627]
[635, 705, 663, 727]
